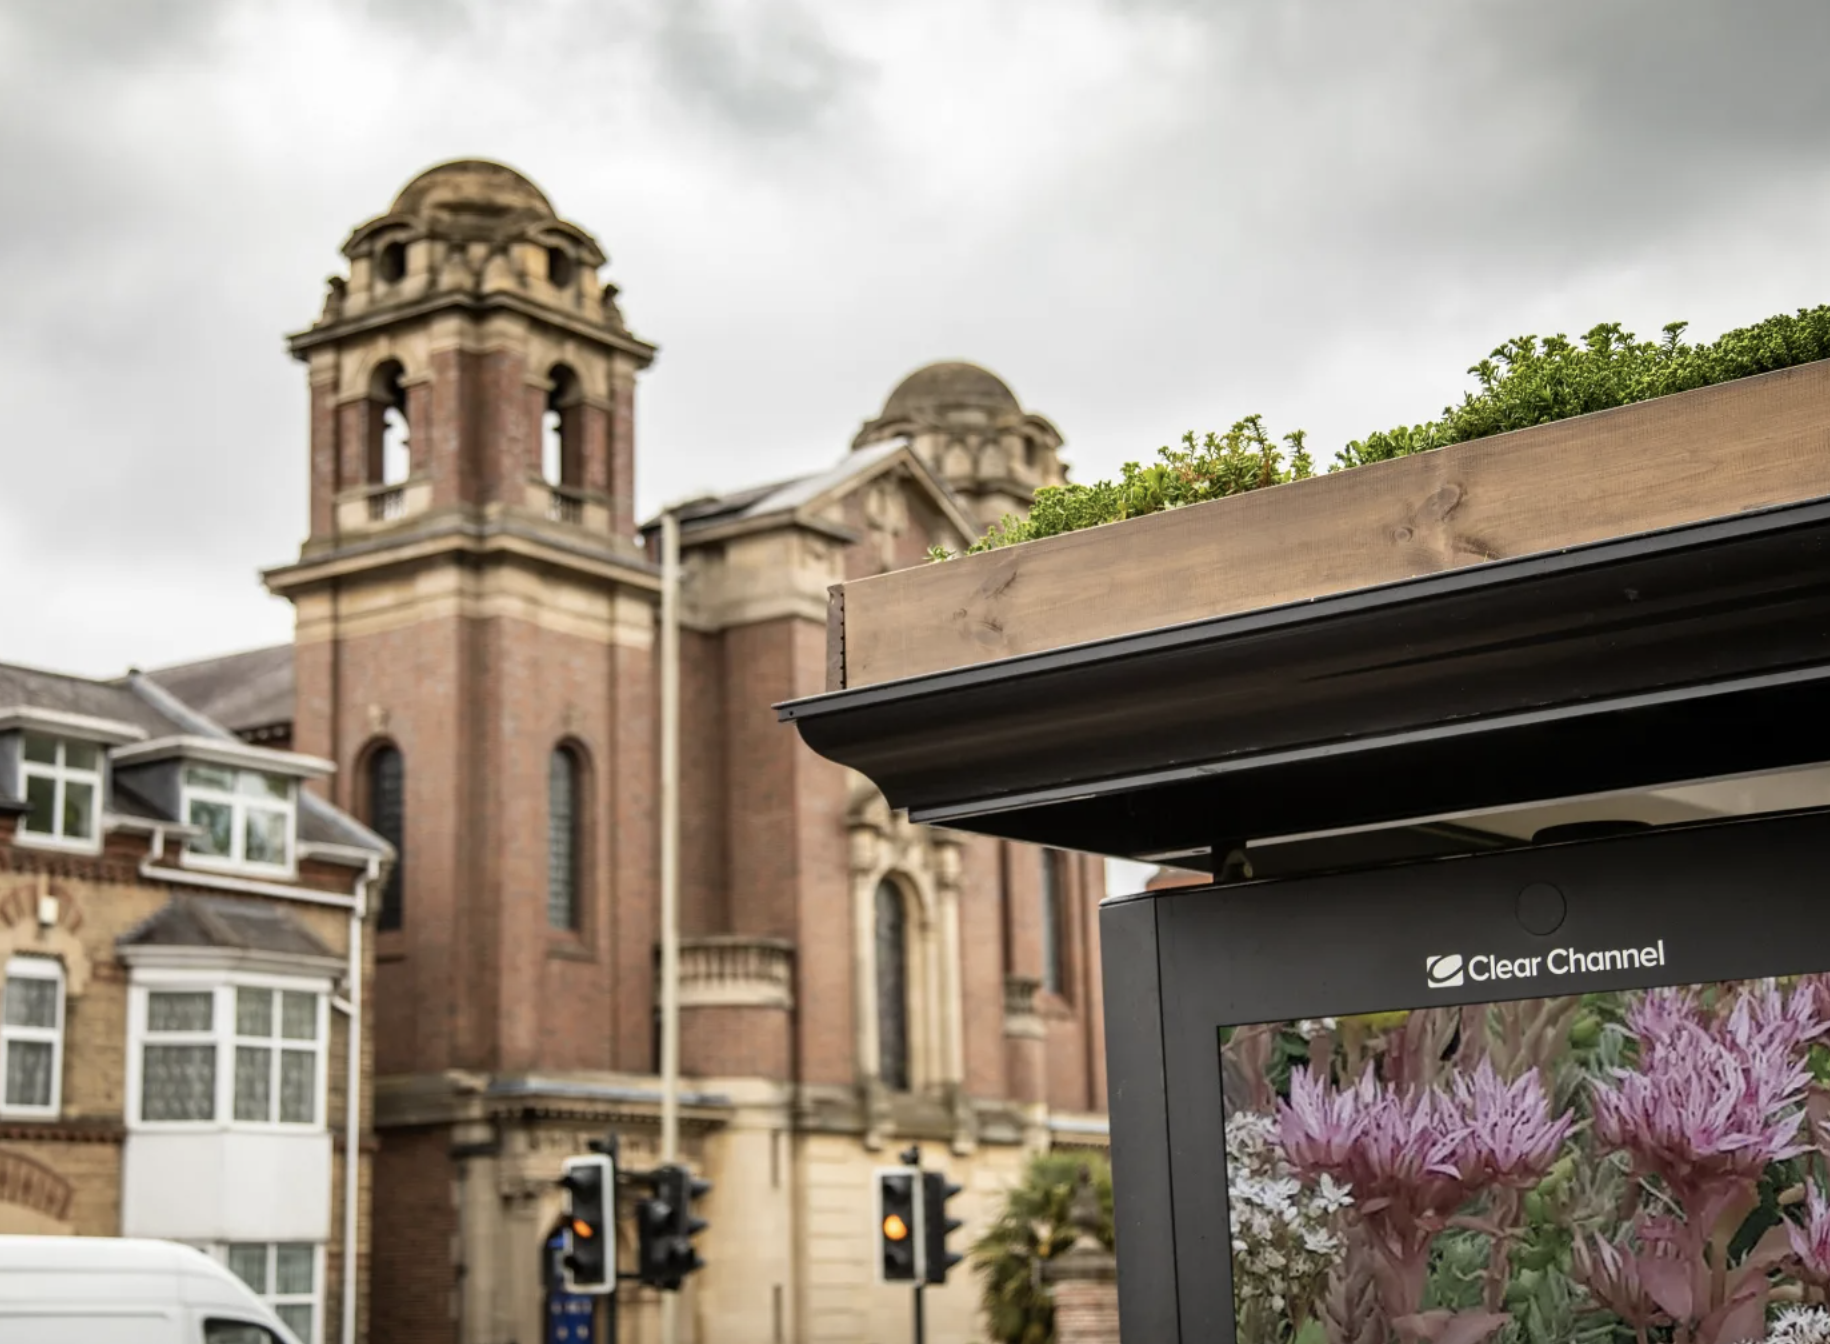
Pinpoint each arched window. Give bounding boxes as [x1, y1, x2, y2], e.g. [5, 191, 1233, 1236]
[367, 360, 410, 487]
[366, 746, 405, 932]
[547, 746, 582, 931]
[541, 364, 582, 489]
[1040, 850, 1067, 996]
[874, 879, 910, 1091]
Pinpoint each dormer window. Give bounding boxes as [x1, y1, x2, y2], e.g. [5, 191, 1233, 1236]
[19, 733, 101, 849]
[183, 765, 295, 873]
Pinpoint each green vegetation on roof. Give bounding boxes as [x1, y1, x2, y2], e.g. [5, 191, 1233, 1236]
[930, 306, 1830, 561]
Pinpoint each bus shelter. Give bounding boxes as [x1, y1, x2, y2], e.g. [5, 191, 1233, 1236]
[779, 364, 1830, 1343]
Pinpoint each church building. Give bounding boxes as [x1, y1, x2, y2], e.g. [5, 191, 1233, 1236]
[157, 160, 1109, 1344]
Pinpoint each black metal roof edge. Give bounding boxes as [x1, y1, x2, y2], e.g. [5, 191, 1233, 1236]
[904, 663, 1830, 826]
[776, 492, 1830, 723]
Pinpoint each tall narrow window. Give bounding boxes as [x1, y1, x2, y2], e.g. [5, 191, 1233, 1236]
[547, 747, 581, 930]
[1041, 850, 1067, 996]
[367, 359, 410, 487]
[367, 746, 405, 932]
[542, 364, 581, 488]
[874, 879, 910, 1092]
[2, 957, 65, 1117]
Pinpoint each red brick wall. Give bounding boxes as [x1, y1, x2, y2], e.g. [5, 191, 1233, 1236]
[369, 1126, 456, 1344]
[957, 833, 1007, 1098]
[602, 635, 657, 1073]
[679, 628, 727, 939]
[680, 1004, 790, 1079]
[309, 380, 338, 540]
[1054, 1280, 1121, 1344]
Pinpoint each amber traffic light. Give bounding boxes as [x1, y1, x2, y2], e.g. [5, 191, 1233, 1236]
[876, 1169, 922, 1283]
[558, 1154, 614, 1295]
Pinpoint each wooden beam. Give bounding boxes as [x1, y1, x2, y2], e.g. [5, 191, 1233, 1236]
[834, 360, 1830, 689]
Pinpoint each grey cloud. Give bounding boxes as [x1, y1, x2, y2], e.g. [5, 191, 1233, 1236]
[0, 0, 236, 63]
[649, 0, 866, 136]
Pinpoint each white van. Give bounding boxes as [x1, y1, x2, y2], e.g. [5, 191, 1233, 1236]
[0, 1236, 302, 1344]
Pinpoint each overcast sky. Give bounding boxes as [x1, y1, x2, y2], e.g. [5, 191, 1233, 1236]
[4, 0, 1830, 684]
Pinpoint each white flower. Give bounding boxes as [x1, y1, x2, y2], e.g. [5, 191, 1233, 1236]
[1226, 1108, 1355, 1326]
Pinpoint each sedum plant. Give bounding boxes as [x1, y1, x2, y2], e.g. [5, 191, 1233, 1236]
[930, 305, 1830, 559]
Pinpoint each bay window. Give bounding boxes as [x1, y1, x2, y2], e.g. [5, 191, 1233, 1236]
[18, 732, 101, 848]
[135, 981, 326, 1129]
[183, 764, 295, 873]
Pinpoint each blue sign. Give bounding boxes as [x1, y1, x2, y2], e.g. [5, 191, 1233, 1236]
[545, 1232, 599, 1344]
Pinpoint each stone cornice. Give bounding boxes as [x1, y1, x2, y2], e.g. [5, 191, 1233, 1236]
[287, 289, 657, 367]
[264, 514, 662, 598]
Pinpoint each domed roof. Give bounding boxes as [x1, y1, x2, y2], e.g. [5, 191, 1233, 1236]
[388, 160, 556, 233]
[881, 362, 1021, 419]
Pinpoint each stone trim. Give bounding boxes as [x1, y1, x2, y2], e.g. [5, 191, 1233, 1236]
[1004, 973, 1044, 1040]
[675, 937, 794, 1010]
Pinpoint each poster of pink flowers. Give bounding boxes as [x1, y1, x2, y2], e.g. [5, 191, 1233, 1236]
[1220, 978, 1830, 1344]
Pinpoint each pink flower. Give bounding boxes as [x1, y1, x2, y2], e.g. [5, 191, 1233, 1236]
[1790, 1184, 1830, 1288]
[1592, 984, 1821, 1208]
[1453, 1060, 1574, 1186]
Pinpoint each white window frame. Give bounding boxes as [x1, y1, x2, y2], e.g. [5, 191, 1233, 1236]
[180, 764, 297, 877]
[209, 1242, 325, 1344]
[127, 970, 331, 1134]
[0, 956, 65, 1118]
[15, 732, 103, 853]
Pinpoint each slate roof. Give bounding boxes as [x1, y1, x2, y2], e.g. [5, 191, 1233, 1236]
[0, 657, 387, 858]
[0, 661, 174, 737]
[145, 645, 294, 736]
[655, 438, 974, 540]
[118, 894, 338, 960]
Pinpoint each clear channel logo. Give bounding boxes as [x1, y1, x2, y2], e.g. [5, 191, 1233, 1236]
[1425, 940, 1666, 990]
[1425, 954, 1465, 988]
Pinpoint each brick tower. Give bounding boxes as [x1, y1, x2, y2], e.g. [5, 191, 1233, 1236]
[264, 160, 664, 1343]
[263, 161, 1110, 1344]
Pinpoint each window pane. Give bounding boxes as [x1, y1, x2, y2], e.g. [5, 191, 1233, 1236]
[280, 1050, 315, 1124]
[547, 749, 579, 930]
[5, 974, 58, 1028]
[185, 763, 236, 792]
[62, 778, 96, 841]
[63, 740, 100, 772]
[142, 1044, 216, 1121]
[281, 992, 317, 1041]
[244, 807, 289, 866]
[22, 733, 56, 765]
[147, 990, 213, 1032]
[235, 1046, 273, 1122]
[23, 775, 55, 834]
[369, 748, 405, 933]
[237, 988, 274, 1037]
[274, 1244, 314, 1294]
[276, 1304, 313, 1341]
[874, 879, 910, 1092]
[4, 1040, 53, 1107]
[240, 771, 291, 801]
[227, 1244, 269, 1294]
[189, 799, 234, 856]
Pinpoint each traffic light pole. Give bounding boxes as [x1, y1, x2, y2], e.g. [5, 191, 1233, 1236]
[901, 1146, 926, 1344]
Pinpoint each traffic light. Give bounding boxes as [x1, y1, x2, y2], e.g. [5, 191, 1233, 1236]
[636, 1163, 712, 1291]
[922, 1171, 964, 1284]
[557, 1153, 614, 1295]
[876, 1168, 922, 1283]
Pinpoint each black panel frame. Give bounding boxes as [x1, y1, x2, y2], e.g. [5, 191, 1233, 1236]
[1100, 807, 1830, 1342]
